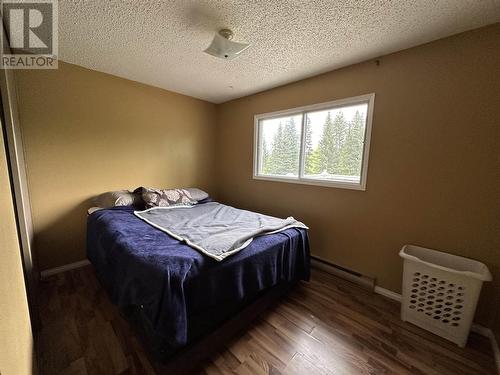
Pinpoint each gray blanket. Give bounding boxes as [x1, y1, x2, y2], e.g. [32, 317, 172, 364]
[134, 202, 308, 261]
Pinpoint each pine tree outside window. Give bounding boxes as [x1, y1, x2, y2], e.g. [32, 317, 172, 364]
[254, 94, 374, 190]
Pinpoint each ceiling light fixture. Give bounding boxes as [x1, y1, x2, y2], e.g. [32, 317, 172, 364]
[203, 29, 250, 60]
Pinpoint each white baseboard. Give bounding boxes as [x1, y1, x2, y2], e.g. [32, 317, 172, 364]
[491, 331, 500, 374]
[312, 263, 499, 374]
[40, 259, 90, 279]
[372, 287, 499, 374]
[471, 325, 500, 374]
[374, 286, 402, 302]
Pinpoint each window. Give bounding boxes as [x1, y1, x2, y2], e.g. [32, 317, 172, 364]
[254, 94, 374, 190]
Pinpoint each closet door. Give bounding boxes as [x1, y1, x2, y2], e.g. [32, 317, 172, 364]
[0, 26, 39, 330]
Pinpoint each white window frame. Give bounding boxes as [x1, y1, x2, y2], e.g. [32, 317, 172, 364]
[253, 93, 375, 191]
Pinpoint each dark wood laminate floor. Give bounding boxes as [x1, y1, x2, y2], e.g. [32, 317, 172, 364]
[37, 266, 496, 374]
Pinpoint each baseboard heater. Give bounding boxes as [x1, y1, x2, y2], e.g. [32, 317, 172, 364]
[310, 255, 375, 291]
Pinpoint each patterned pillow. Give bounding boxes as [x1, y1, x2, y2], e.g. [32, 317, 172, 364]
[134, 187, 197, 208]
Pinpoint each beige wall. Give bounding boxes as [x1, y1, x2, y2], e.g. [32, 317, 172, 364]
[13, 25, 500, 331]
[0, 123, 34, 374]
[16, 62, 217, 270]
[215, 24, 500, 326]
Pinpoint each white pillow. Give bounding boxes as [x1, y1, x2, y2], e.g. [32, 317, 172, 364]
[185, 188, 209, 201]
[93, 190, 142, 208]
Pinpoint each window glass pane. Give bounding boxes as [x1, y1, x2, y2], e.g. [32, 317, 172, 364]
[259, 114, 302, 177]
[303, 103, 368, 183]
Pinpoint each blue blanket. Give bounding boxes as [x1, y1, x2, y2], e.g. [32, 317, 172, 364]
[87, 205, 310, 349]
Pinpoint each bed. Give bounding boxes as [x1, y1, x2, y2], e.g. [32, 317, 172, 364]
[86, 201, 310, 361]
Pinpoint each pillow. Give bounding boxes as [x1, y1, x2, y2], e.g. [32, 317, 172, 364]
[87, 207, 102, 215]
[93, 190, 142, 208]
[135, 187, 198, 208]
[185, 188, 209, 202]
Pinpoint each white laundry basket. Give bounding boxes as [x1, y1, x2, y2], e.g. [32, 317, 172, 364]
[399, 245, 492, 347]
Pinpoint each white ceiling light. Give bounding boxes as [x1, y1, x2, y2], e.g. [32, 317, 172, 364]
[203, 29, 250, 60]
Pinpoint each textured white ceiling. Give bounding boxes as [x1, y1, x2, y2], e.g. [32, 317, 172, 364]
[59, 1, 500, 103]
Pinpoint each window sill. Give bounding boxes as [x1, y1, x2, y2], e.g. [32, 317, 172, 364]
[253, 174, 366, 191]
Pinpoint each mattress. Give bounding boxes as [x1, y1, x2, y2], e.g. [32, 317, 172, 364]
[86, 204, 310, 350]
